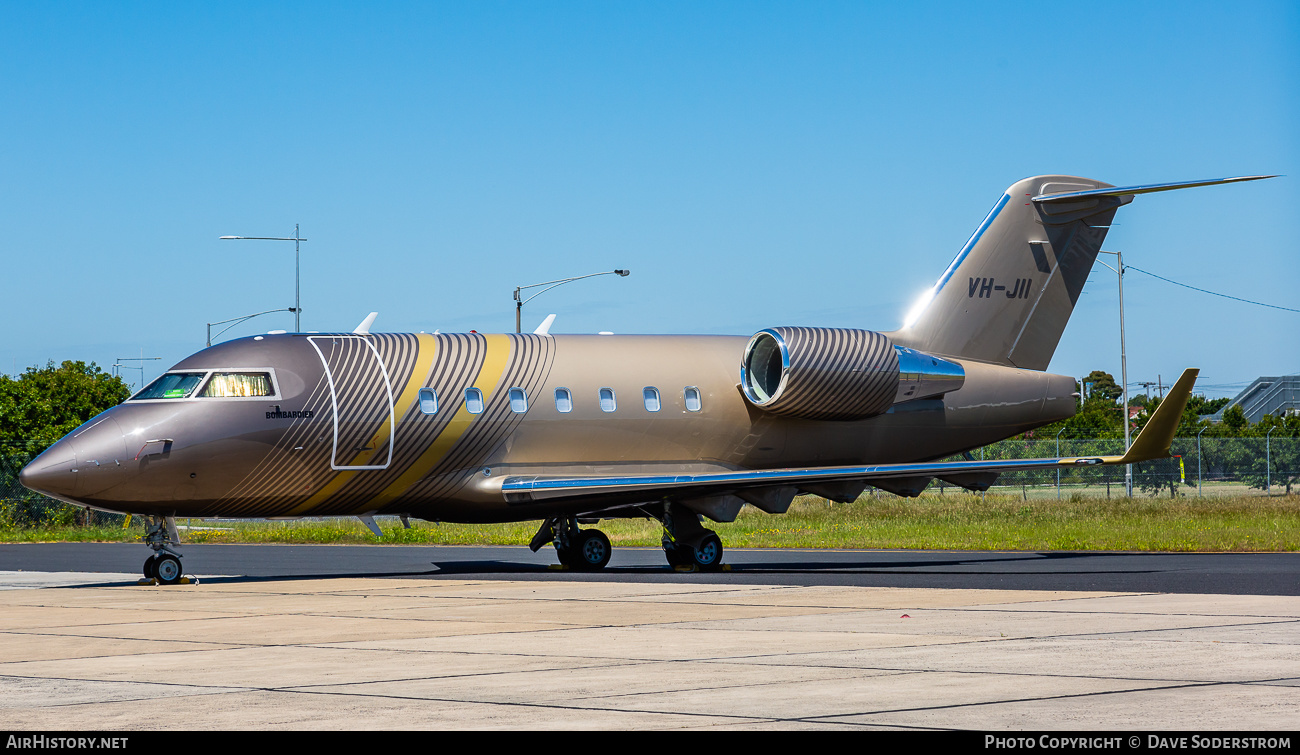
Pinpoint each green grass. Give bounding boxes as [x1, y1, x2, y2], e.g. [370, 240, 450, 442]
[3, 492, 1297, 551]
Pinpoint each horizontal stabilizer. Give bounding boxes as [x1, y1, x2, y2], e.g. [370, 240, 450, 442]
[1032, 175, 1277, 204]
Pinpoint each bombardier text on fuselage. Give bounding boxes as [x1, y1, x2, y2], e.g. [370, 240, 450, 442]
[20, 174, 1275, 582]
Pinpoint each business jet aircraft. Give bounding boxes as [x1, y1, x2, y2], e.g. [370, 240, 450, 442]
[20, 174, 1272, 583]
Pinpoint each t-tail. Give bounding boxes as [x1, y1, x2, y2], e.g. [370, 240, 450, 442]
[889, 174, 1275, 370]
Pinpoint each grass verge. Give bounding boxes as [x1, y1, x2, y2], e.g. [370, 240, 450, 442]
[2, 492, 1297, 551]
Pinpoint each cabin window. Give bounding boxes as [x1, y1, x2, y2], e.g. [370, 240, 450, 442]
[200, 372, 275, 398]
[554, 387, 573, 413]
[684, 386, 702, 412]
[509, 387, 528, 413]
[599, 387, 617, 412]
[133, 372, 207, 400]
[643, 387, 661, 412]
[465, 387, 484, 414]
[418, 388, 438, 415]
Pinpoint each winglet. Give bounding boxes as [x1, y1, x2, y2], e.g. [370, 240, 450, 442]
[1112, 368, 1199, 465]
[353, 312, 379, 335]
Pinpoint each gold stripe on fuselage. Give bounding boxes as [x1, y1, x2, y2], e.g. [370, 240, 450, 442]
[353, 333, 512, 513]
[287, 333, 440, 515]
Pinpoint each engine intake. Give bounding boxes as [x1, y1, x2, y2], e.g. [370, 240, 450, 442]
[741, 327, 899, 421]
[741, 328, 965, 421]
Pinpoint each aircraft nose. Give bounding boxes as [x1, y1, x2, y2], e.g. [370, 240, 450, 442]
[18, 416, 129, 502]
[70, 416, 130, 496]
[18, 437, 80, 500]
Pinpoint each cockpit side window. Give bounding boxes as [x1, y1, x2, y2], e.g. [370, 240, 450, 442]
[133, 372, 207, 400]
[200, 372, 275, 398]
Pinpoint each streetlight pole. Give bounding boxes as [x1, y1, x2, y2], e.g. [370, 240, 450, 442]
[1197, 425, 1208, 497]
[1267, 426, 1276, 494]
[513, 269, 630, 333]
[112, 356, 161, 390]
[1098, 250, 1131, 497]
[220, 225, 306, 332]
[1056, 426, 1066, 500]
[207, 308, 297, 347]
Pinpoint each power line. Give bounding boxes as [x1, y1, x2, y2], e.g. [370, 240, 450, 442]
[1125, 265, 1300, 314]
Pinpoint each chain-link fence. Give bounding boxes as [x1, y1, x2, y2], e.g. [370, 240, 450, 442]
[947, 437, 1300, 499]
[0, 453, 130, 528]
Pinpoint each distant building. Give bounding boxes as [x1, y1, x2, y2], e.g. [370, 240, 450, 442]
[1205, 375, 1300, 423]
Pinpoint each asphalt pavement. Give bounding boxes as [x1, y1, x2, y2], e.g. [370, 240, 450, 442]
[1, 542, 1297, 594]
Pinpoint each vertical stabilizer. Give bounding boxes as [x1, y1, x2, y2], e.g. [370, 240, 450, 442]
[890, 175, 1124, 370]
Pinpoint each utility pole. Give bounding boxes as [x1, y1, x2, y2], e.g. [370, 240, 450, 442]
[220, 225, 306, 333]
[1098, 250, 1132, 497]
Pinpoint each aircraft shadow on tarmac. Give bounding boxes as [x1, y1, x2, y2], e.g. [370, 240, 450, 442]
[421, 550, 1157, 577]
[37, 550, 1161, 589]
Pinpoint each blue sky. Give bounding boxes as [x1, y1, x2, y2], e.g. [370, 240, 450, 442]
[2, 1, 1296, 399]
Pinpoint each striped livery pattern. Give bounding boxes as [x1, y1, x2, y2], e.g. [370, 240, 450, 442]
[760, 327, 899, 421]
[211, 333, 555, 517]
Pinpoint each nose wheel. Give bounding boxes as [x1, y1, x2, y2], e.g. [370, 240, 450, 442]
[141, 517, 187, 585]
[144, 554, 184, 584]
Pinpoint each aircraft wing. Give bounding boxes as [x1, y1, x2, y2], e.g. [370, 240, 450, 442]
[501, 369, 1198, 505]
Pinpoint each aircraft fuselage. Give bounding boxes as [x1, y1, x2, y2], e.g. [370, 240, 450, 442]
[22, 331, 1075, 522]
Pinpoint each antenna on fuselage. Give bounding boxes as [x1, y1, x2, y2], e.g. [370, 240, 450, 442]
[533, 314, 557, 335]
[353, 312, 379, 335]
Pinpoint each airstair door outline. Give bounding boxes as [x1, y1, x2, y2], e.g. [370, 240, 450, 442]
[308, 336, 396, 471]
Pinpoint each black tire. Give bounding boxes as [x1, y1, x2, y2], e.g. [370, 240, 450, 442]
[143, 556, 158, 580]
[154, 554, 183, 585]
[663, 543, 690, 567]
[690, 534, 724, 571]
[554, 545, 576, 568]
[572, 529, 611, 571]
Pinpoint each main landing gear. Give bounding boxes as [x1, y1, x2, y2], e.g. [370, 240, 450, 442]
[529, 505, 725, 572]
[659, 504, 724, 571]
[141, 516, 186, 585]
[530, 516, 612, 571]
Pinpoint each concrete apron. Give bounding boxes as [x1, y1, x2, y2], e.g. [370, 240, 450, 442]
[0, 575, 1296, 730]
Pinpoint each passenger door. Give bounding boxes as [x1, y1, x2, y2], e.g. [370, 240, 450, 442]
[307, 335, 396, 470]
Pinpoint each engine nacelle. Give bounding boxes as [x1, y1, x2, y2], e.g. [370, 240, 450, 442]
[740, 327, 964, 421]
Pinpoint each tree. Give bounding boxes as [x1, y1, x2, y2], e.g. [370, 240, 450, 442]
[0, 361, 131, 456]
[1222, 404, 1248, 432]
[1189, 395, 1231, 417]
[1082, 370, 1122, 402]
[1240, 413, 1300, 495]
[1, 362, 131, 528]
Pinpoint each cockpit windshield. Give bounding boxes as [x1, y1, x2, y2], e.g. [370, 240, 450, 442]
[133, 372, 207, 400]
[201, 372, 275, 398]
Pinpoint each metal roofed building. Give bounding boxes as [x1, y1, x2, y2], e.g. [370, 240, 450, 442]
[1205, 375, 1300, 423]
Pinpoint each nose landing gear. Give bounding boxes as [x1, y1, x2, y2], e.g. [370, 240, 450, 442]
[141, 517, 188, 585]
